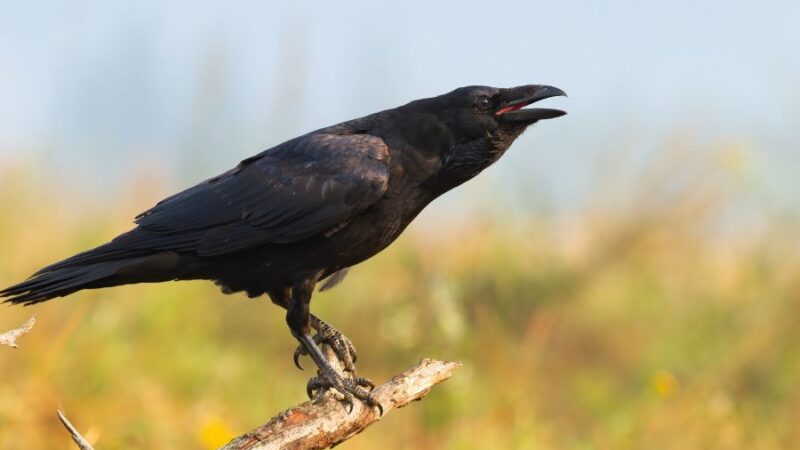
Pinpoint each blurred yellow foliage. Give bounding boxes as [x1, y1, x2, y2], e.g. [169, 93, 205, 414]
[199, 416, 235, 449]
[651, 370, 680, 398]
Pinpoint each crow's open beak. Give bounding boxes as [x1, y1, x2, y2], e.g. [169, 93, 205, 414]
[496, 85, 567, 123]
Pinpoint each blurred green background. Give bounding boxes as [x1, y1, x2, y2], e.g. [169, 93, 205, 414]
[1, 1, 799, 449]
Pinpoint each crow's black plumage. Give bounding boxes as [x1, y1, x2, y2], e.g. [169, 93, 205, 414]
[2, 84, 566, 409]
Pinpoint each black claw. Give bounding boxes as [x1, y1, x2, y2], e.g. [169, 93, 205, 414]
[306, 385, 314, 399]
[343, 395, 354, 413]
[293, 349, 304, 371]
[359, 391, 383, 416]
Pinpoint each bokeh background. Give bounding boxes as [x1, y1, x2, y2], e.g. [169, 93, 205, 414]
[1, 1, 799, 449]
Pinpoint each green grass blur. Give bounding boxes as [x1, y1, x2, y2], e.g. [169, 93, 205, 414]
[0, 142, 798, 449]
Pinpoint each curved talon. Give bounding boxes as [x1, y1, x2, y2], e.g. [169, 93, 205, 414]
[371, 398, 384, 416]
[306, 382, 314, 399]
[293, 347, 305, 371]
[306, 376, 320, 399]
[293, 334, 325, 371]
[353, 385, 383, 416]
[354, 387, 383, 416]
[342, 393, 354, 413]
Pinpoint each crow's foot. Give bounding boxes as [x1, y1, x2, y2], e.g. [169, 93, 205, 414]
[306, 366, 382, 415]
[294, 316, 358, 372]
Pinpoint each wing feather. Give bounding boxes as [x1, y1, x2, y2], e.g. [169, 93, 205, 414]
[132, 133, 390, 256]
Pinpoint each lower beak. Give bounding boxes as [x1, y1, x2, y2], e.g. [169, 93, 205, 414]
[496, 85, 567, 123]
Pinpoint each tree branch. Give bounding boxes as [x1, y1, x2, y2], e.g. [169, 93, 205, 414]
[219, 356, 462, 450]
[47, 338, 460, 450]
[57, 409, 96, 450]
[0, 314, 36, 349]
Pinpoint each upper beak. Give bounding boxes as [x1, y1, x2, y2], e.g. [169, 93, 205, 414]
[496, 85, 567, 123]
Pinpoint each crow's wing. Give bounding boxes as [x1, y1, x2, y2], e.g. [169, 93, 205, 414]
[133, 133, 390, 256]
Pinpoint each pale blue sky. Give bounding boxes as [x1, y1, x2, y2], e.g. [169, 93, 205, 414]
[0, 0, 797, 213]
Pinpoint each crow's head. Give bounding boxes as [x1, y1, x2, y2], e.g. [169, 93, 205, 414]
[438, 84, 566, 141]
[408, 84, 566, 192]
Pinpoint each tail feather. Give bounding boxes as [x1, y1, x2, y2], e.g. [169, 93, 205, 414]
[1, 260, 131, 305]
[3, 226, 193, 305]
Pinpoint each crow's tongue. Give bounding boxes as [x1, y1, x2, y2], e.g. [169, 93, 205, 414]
[495, 104, 526, 115]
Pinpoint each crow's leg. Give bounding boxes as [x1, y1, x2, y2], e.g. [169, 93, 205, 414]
[269, 288, 358, 373]
[286, 278, 382, 414]
[293, 315, 358, 373]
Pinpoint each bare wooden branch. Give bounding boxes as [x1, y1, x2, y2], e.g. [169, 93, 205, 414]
[57, 409, 96, 450]
[47, 339, 459, 450]
[0, 314, 36, 349]
[218, 356, 462, 450]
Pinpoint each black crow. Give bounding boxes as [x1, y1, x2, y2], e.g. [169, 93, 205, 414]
[2, 84, 566, 411]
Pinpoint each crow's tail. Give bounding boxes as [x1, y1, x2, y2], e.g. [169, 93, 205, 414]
[1, 259, 139, 305]
[1, 228, 185, 306]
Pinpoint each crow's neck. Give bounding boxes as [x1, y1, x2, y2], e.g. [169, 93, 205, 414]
[422, 138, 507, 197]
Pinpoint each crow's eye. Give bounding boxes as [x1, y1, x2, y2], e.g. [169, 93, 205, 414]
[476, 96, 491, 111]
